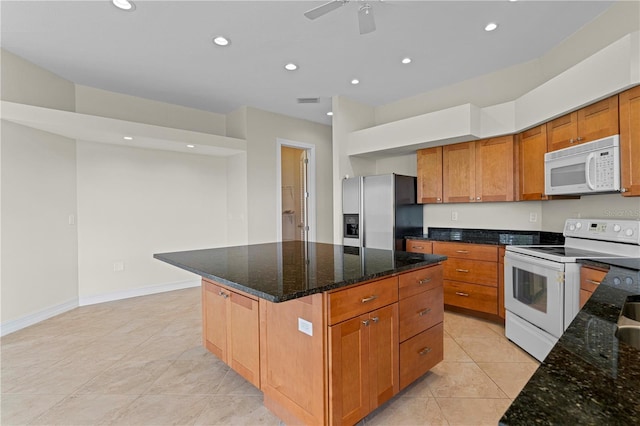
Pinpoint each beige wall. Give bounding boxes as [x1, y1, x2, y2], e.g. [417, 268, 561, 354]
[245, 107, 332, 244]
[1, 121, 79, 324]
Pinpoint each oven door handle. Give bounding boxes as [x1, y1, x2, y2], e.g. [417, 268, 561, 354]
[585, 152, 596, 190]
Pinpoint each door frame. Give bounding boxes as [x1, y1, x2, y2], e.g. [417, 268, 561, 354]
[276, 138, 317, 243]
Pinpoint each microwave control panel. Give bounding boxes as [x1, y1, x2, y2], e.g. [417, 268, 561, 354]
[564, 219, 640, 245]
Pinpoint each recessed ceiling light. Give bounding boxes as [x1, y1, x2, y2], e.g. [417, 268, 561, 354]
[212, 36, 230, 47]
[112, 0, 135, 11]
[327, 111, 333, 116]
[401, 57, 412, 65]
[485, 22, 498, 32]
[186, 144, 195, 148]
[284, 63, 298, 71]
[351, 79, 360, 85]
[123, 136, 133, 140]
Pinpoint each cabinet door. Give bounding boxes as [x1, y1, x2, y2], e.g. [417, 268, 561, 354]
[329, 314, 370, 426]
[577, 95, 619, 143]
[517, 125, 547, 200]
[417, 147, 443, 203]
[368, 304, 399, 410]
[475, 135, 514, 202]
[547, 112, 578, 152]
[202, 280, 228, 361]
[620, 85, 640, 196]
[228, 291, 260, 388]
[443, 142, 475, 203]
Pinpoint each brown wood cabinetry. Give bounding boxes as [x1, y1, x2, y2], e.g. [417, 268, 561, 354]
[516, 125, 548, 200]
[579, 265, 608, 309]
[441, 136, 514, 203]
[433, 241, 499, 316]
[202, 279, 260, 388]
[498, 247, 505, 319]
[405, 239, 432, 254]
[620, 85, 640, 196]
[417, 147, 443, 203]
[547, 96, 619, 152]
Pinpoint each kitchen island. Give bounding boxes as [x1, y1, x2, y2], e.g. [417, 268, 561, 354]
[500, 259, 640, 425]
[155, 241, 447, 426]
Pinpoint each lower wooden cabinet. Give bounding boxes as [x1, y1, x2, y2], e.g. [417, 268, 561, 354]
[329, 304, 399, 426]
[405, 239, 433, 254]
[399, 323, 444, 389]
[579, 265, 609, 308]
[202, 279, 260, 388]
[443, 281, 498, 315]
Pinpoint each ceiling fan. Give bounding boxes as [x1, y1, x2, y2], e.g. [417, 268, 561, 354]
[304, 0, 376, 35]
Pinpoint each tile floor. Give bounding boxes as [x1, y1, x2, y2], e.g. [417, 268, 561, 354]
[1, 287, 539, 425]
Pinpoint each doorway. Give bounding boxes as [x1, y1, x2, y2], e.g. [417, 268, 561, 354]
[277, 139, 316, 242]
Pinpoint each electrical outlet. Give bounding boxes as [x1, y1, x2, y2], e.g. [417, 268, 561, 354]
[113, 261, 125, 272]
[529, 212, 538, 223]
[451, 211, 458, 221]
[298, 318, 313, 336]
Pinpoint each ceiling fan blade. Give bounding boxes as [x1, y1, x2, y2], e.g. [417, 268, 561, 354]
[358, 4, 376, 34]
[304, 0, 348, 20]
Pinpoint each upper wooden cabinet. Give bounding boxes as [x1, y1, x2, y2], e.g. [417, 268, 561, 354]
[441, 135, 514, 203]
[416, 147, 443, 203]
[546, 96, 619, 152]
[516, 125, 547, 201]
[620, 85, 640, 196]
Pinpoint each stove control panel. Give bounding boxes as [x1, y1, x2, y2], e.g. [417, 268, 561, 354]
[564, 219, 640, 245]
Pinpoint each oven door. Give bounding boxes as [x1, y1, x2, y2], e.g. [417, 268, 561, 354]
[505, 251, 565, 338]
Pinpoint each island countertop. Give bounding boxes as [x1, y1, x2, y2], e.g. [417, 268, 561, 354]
[154, 241, 446, 302]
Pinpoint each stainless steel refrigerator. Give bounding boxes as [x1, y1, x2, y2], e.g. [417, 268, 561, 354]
[342, 174, 423, 250]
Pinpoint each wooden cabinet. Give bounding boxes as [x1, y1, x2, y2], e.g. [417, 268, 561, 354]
[417, 147, 443, 203]
[398, 264, 444, 390]
[516, 125, 548, 200]
[620, 85, 640, 196]
[498, 247, 505, 320]
[405, 239, 432, 254]
[328, 282, 399, 425]
[441, 136, 514, 203]
[202, 279, 260, 388]
[433, 241, 499, 316]
[579, 265, 608, 309]
[547, 96, 619, 152]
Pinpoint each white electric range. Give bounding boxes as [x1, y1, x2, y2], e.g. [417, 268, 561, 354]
[504, 218, 640, 361]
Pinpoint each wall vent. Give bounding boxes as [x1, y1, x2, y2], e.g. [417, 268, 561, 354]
[297, 97, 320, 104]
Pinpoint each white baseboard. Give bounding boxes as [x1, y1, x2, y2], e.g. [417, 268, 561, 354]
[0, 298, 78, 337]
[78, 279, 200, 306]
[0, 279, 201, 337]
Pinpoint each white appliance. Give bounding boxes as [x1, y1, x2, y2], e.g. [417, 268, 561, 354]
[504, 218, 640, 362]
[342, 174, 423, 250]
[544, 135, 620, 196]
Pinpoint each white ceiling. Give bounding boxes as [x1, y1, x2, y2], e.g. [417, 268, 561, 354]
[1, 0, 615, 126]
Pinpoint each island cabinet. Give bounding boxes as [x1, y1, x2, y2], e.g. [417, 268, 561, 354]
[620, 85, 640, 196]
[202, 279, 260, 388]
[257, 264, 444, 426]
[416, 147, 443, 203]
[546, 95, 619, 152]
[434, 241, 499, 316]
[442, 135, 515, 203]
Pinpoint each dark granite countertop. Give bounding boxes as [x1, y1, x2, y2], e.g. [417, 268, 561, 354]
[408, 227, 564, 246]
[154, 241, 446, 302]
[500, 262, 640, 425]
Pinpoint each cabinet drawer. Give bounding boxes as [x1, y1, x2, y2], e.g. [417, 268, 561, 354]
[442, 258, 497, 287]
[399, 264, 443, 299]
[328, 277, 399, 325]
[432, 242, 498, 262]
[405, 239, 433, 254]
[399, 323, 443, 390]
[580, 266, 608, 292]
[399, 286, 443, 342]
[444, 281, 498, 315]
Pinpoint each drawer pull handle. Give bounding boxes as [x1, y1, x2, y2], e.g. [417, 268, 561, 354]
[455, 250, 469, 254]
[418, 278, 432, 285]
[413, 246, 424, 249]
[418, 347, 432, 356]
[455, 291, 470, 297]
[362, 319, 370, 326]
[218, 291, 229, 299]
[585, 279, 601, 285]
[455, 268, 469, 273]
[371, 316, 379, 323]
[361, 295, 379, 303]
[418, 308, 431, 316]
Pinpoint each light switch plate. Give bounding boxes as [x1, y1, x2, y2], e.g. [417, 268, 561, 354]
[298, 318, 313, 336]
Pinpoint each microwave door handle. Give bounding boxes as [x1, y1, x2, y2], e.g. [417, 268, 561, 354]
[585, 152, 596, 190]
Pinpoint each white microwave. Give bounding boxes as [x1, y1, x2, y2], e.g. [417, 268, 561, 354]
[544, 135, 620, 196]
